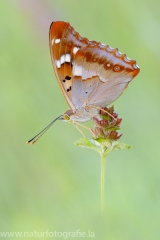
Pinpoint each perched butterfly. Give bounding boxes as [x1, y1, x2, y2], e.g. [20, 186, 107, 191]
[26, 21, 140, 144]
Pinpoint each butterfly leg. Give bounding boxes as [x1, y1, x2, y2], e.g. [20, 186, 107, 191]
[73, 123, 86, 138]
[93, 105, 117, 121]
[74, 122, 91, 131]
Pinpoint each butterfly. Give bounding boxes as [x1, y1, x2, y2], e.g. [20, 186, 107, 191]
[26, 21, 140, 144]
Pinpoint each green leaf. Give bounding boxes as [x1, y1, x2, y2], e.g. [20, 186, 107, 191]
[112, 142, 131, 151]
[102, 141, 131, 158]
[75, 138, 131, 158]
[75, 138, 101, 154]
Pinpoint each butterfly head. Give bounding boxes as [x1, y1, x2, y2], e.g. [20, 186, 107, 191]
[59, 110, 73, 122]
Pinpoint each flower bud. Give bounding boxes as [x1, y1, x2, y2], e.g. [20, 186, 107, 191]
[92, 106, 123, 141]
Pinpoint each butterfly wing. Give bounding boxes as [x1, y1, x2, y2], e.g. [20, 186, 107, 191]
[49, 21, 90, 111]
[50, 21, 140, 112]
[72, 44, 140, 108]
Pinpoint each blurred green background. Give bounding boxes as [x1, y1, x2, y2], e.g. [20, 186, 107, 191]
[1, 0, 160, 239]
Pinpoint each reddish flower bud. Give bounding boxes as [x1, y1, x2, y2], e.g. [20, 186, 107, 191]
[112, 112, 118, 119]
[93, 117, 101, 126]
[96, 127, 105, 138]
[100, 119, 109, 127]
[117, 133, 123, 140]
[114, 118, 122, 127]
[108, 131, 118, 140]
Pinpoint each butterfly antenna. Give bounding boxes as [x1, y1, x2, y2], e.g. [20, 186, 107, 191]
[26, 115, 62, 145]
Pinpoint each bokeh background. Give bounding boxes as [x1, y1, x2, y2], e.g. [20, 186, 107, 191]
[1, 0, 160, 239]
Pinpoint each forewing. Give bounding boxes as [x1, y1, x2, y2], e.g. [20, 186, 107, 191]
[49, 21, 90, 111]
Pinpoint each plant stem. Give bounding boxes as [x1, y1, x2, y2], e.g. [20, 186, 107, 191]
[101, 153, 105, 212]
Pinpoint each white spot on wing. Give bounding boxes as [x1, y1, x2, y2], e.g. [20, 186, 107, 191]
[73, 47, 79, 54]
[124, 56, 131, 62]
[99, 43, 106, 49]
[56, 60, 61, 68]
[107, 46, 114, 52]
[66, 54, 71, 62]
[107, 63, 111, 67]
[133, 63, 139, 69]
[56, 54, 71, 67]
[55, 39, 60, 44]
[60, 55, 65, 64]
[115, 51, 122, 57]
[74, 65, 82, 76]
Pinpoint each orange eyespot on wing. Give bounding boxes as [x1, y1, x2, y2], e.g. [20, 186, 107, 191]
[113, 65, 121, 72]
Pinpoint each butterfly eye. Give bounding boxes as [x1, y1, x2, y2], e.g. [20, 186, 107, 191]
[63, 114, 70, 121]
[113, 65, 121, 72]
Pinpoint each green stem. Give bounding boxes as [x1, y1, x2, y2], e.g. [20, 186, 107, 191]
[101, 153, 105, 212]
